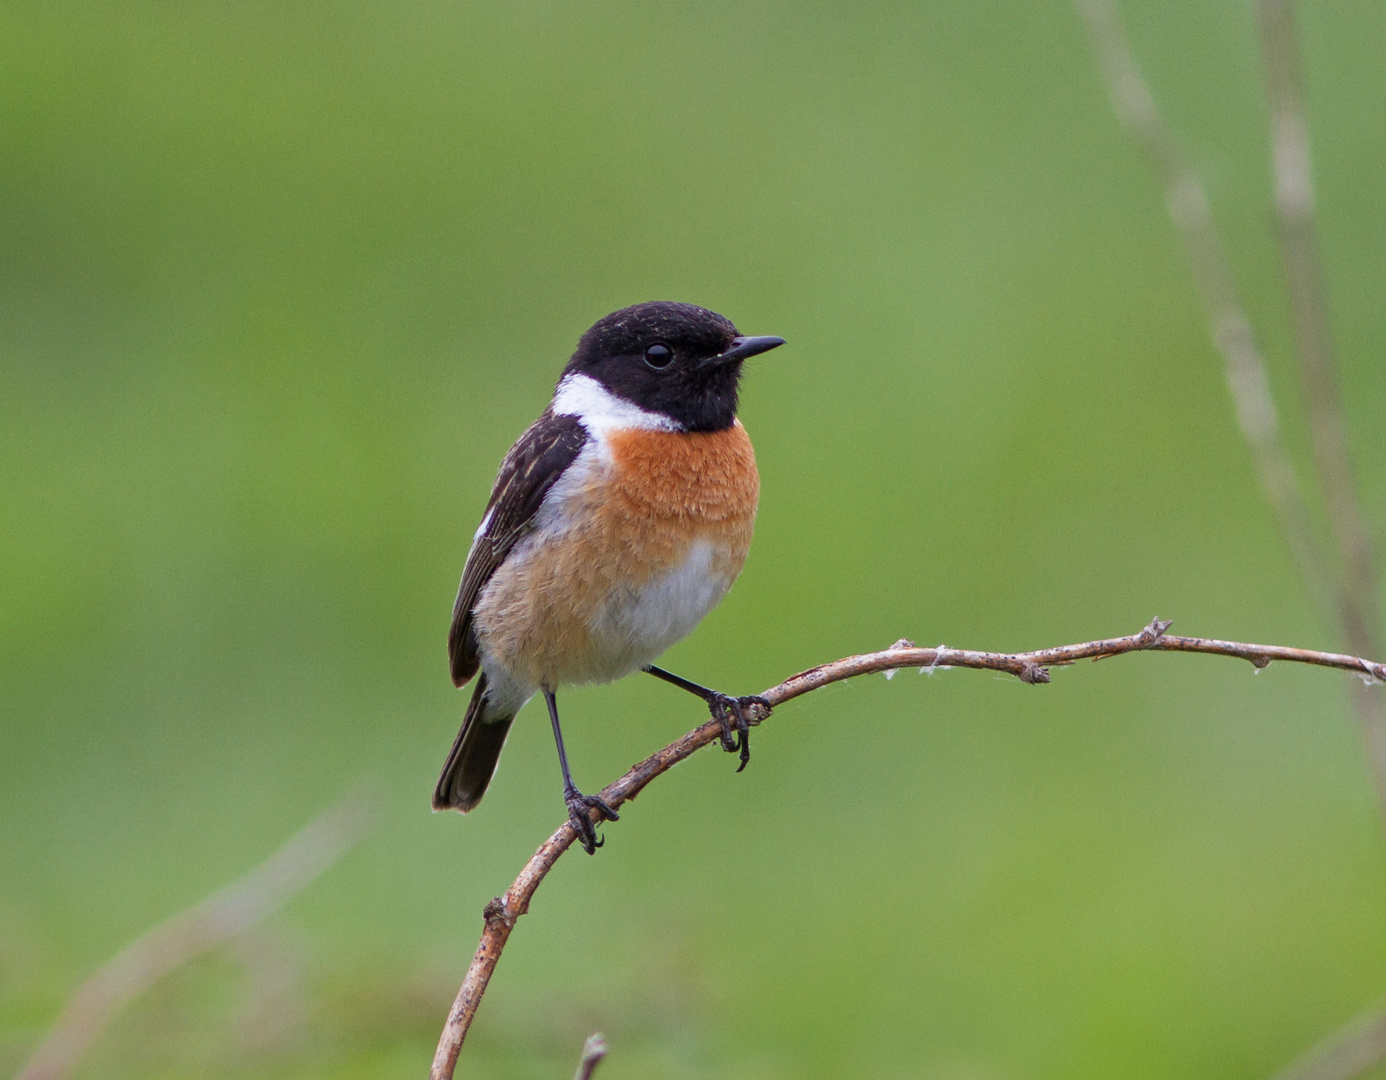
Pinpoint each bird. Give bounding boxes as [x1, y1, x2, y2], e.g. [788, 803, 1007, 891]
[434, 301, 785, 853]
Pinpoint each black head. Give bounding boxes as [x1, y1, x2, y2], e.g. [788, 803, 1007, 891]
[560, 301, 784, 432]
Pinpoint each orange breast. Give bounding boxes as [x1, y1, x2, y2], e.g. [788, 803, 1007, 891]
[600, 420, 760, 574]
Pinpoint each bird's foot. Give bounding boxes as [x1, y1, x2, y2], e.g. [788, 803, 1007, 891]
[709, 694, 772, 773]
[564, 786, 619, 855]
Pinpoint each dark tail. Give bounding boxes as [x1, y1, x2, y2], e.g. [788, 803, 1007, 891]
[432, 673, 515, 812]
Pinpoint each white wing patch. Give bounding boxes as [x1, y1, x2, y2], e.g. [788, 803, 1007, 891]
[461, 505, 495, 569]
[472, 506, 494, 544]
[552, 373, 680, 435]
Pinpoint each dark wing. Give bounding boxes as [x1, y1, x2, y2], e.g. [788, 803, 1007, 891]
[448, 409, 588, 687]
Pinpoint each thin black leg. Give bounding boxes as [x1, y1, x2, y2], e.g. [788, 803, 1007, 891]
[544, 689, 617, 854]
[641, 665, 771, 773]
[545, 688, 579, 792]
[643, 664, 720, 701]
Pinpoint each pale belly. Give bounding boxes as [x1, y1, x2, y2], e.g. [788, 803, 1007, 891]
[473, 530, 743, 690]
[587, 538, 735, 678]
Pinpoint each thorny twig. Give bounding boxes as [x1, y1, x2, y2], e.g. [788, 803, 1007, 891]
[429, 618, 1386, 1080]
[16, 794, 375, 1080]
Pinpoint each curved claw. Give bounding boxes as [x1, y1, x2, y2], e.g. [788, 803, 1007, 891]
[564, 790, 619, 855]
[709, 697, 737, 752]
[709, 694, 771, 772]
[567, 805, 601, 854]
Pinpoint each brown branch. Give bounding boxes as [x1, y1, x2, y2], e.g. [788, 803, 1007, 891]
[16, 793, 375, 1080]
[429, 619, 1386, 1079]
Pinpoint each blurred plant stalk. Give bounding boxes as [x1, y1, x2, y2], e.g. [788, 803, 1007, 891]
[573, 1033, 608, 1080]
[1076, 2, 1385, 1078]
[15, 793, 374, 1080]
[1257, 0, 1385, 772]
[1074, 0, 1332, 620]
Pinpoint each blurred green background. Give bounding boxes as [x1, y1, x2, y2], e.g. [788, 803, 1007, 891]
[4, 1, 1386, 1077]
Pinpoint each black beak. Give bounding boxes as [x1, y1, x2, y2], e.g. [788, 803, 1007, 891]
[705, 335, 787, 367]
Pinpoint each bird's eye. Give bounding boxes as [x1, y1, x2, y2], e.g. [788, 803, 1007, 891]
[644, 342, 673, 369]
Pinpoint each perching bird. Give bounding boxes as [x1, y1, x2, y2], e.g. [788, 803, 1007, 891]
[435, 301, 784, 853]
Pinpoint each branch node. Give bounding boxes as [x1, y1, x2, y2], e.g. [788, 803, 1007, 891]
[483, 897, 516, 928]
[1140, 617, 1173, 644]
[884, 639, 915, 679]
[920, 645, 949, 676]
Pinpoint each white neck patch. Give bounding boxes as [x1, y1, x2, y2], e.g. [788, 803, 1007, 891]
[551, 373, 681, 434]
